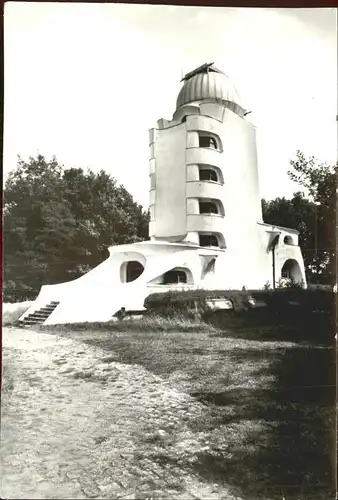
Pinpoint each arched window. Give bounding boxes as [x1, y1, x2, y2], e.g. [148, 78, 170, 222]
[199, 234, 219, 247]
[281, 259, 303, 283]
[281, 261, 291, 279]
[199, 201, 219, 215]
[150, 174, 156, 190]
[198, 132, 222, 151]
[199, 169, 218, 182]
[163, 269, 188, 284]
[123, 261, 144, 283]
[199, 135, 217, 149]
[284, 235, 294, 245]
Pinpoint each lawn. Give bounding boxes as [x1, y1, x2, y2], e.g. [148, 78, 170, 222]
[42, 317, 337, 500]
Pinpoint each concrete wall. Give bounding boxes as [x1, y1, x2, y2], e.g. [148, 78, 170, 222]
[150, 103, 263, 255]
[256, 224, 306, 286]
[149, 123, 187, 239]
[147, 101, 290, 290]
[22, 234, 307, 325]
[22, 97, 307, 325]
[185, 107, 265, 281]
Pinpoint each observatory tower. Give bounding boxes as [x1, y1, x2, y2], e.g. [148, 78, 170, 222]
[19, 63, 307, 326]
[149, 62, 262, 252]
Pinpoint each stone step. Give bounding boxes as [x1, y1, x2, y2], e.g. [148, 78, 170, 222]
[39, 307, 57, 313]
[25, 313, 49, 321]
[22, 318, 45, 325]
[19, 301, 60, 326]
[17, 321, 34, 328]
[27, 311, 50, 318]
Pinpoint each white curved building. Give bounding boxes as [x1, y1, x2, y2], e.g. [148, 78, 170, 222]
[19, 63, 306, 326]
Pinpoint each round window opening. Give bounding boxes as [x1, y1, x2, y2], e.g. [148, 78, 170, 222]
[284, 236, 294, 245]
[122, 261, 145, 283]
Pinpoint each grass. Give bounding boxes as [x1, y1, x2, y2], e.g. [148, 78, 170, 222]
[4, 298, 336, 499]
[40, 318, 336, 500]
[41, 314, 219, 334]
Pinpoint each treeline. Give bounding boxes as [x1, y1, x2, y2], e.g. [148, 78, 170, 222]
[262, 151, 336, 285]
[3, 155, 149, 301]
[3, 151, 336, 302]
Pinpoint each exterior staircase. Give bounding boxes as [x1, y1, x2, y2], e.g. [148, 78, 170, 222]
[18, 301, 60, 327]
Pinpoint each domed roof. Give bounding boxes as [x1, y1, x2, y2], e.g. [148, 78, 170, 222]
[176, 62, 242, 110]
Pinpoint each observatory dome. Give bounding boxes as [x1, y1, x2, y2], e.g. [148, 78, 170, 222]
[176, 63, 243, 113]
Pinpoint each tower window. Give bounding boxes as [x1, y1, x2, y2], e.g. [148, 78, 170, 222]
[199, 201, 219, 215]
[199, 169, 218, 182]
[198, 132, 222, 151]
[199, 136, 217, 149]
[199, 234, 219, 247]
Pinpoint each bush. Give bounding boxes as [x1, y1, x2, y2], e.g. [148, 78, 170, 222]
[2, 302, 32, 326]
[3, 280, 38, 303]
[144, 289, 253, 317]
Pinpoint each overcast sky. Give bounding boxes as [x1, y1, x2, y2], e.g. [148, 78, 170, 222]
[4, 3, 337, 208]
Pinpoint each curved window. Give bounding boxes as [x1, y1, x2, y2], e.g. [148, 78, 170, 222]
[199, 169, 218, 182]
[284, 235, 294, 245]
[121, 261, 144, 283]
[199, 201, 219, 215]
[198, 132, 222, 151]
[199, 234, 219, 247]
[163, 269, 187, 284]
[150, 174, 156, 190]
[199, 135, 217, 149]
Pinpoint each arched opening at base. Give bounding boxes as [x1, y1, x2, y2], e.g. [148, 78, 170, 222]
[163, 269, 187, 284]
[120, 261, 145, 283]
[281, 259, 303, 283]
[150, 267, 194, 286]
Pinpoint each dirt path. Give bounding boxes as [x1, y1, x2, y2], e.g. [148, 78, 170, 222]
[1, 327, 242, 500]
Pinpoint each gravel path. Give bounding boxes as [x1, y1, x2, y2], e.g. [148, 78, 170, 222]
[1, 327, 242, 500]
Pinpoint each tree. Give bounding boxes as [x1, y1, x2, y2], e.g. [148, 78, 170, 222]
[4, 155, 76, 299]
[262, 151, 336, 284]
[4, 155, 150, 301]
[288, 151, 336, 283]
[61, 168, 149, 273]
[262, 193, 321, 282]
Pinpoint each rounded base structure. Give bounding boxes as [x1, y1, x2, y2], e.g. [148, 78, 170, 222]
[19, 227, 306, 326]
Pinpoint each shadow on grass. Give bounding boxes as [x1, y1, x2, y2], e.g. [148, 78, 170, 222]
[40, 319, 336, 500]
[206, 308, 335, 343]
[190, 343, 336, 500]
[83, 331, 335, 499]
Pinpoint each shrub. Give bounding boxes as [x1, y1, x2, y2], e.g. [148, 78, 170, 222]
[276, 277, 305, 289]
[2, 301, 32, 326]
[144, 289, 253, 318]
